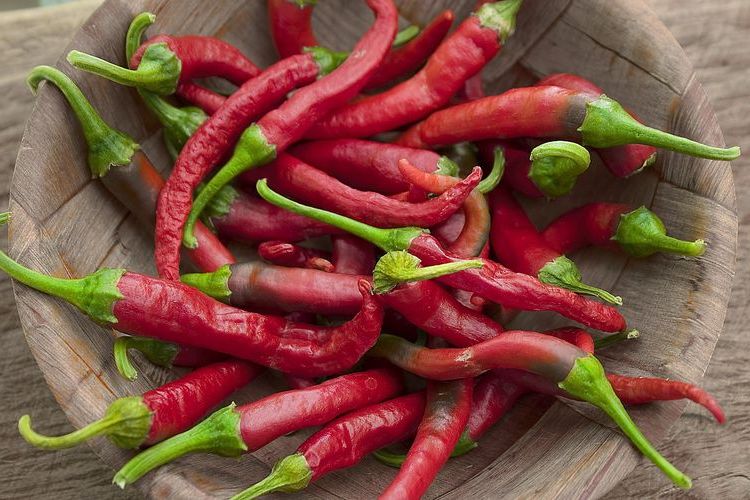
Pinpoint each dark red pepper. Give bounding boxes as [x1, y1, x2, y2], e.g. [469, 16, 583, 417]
[268, 0, 318, 58]
[305, 0, 523, 139]
[258, 240, 334, 272]
[233, 392, 426, 499]
[176, 81, 227, 114]
[332, 235, 376, 275]
[397, 85, 740, 163]
[536, 73, 657, 177]
[112, 368, 403, 487]
[256, 180, 628, 332]
[541, 202, 706, 258]
[18, 360, 260, 450]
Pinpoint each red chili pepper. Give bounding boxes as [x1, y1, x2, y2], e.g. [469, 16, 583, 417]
[233, 392, 426, 499]
[268, 0, 319, 58]
[541, 202, 707, 258]
[283, 373, 318, 390]
[290, 138, 452, 195]
[18, 360, 260, 451]
[112, 335, 227, 381]
[112, 368, 403, 487]
[176, 81, 227, 114]
[489, 187, 621, 304]
[164, 0, 397, 280]
[332, 235, 376, 275]
[256, 181, 628, 332]
[537, 73, 657, 177]
[397, 85, 740, 163]
[257, 240, 334, 272]
[26, 65, 235, 273]
[380, 379, 473, 500]
[0, 233, 383, 377]
[464, 372, 527, 442]
[180, 261, 363, 316]
[266, 154, 480, 228]
[368, 333, 691, 488]
[305, 0, 523, 139]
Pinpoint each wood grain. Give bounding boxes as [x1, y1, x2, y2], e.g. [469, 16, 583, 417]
[0, 0, 747, 498]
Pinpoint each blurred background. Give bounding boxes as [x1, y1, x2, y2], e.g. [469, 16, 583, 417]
[1, 0, 74, 10]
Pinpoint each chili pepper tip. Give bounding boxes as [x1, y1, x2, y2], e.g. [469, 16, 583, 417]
[231, 452, 312, 500]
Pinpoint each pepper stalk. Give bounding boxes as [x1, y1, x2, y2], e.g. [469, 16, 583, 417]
[113, 336, 181, 381]
[528, 140, 590, 198]
[614, 206, 706, 257]
[373, 251, 483, 294]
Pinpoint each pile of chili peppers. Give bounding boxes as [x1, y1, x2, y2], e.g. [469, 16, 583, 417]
[6, 1, 738, 497]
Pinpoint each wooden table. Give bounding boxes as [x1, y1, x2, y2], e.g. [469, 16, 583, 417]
[0, 1, 747, 498]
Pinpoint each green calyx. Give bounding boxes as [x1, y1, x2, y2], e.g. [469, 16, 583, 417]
[559, 355, 692, 489]
[141, 91, 207, 155]
[293, 0, 317, 7]
[393, 24, 420, 47]
[304, 46, 349, 76]
[478, 146, 505, 194]
[231, 452, 312, 500]
[538, 256, 622, 305]
[184, 124, 276, 248]
[578, 95, 740, 161]
[373, 250, 483, 294]
[256, 179, 426, 252]
[68, 42, 181, 96]
[612, 206, 706, 258]
[113, 336, 180, 381]
[0, 216, 124, 324]
[528, 141, 590, 198]
[19, 396, 151, 450]
[28, 65, 139, 178]
[477, 0, 523, 43]
[181, 264, 233, 301]
[200, 184, 240, 229]
[113, 403, 246, 488]
[593, 329, 640, 351]
[436, 156, 461, 177]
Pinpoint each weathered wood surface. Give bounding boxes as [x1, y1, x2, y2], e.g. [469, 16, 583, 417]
[0, 0, 746, 498]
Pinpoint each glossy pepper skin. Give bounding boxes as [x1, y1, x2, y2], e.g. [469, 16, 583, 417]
[536, 73, 657, 177]
[257, 240, 334, 272]
[268, 0, 318, 58]
[176, 81, 226, 114]
[18, 360, 261, 450]
[112, 369, 403, 488]
[267, 154, 481, 228]
[380, 379, 473, 500]
[290, 138, 446, 195]
[488, 188, 621, 304]
[161, 0, 398, 280]
[540, 202, 707, 258]
[397, 85, 741, 163]
[26, 65, 235, 273]
[305, 0, 523, 139]
[332, 235, 376, 275]
[231, 392, 426, 499]
[255, 180, 628, 332]
[181, 261, 363, 316]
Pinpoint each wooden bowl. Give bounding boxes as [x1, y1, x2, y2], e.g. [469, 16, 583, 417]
[8, 0, 737, 497]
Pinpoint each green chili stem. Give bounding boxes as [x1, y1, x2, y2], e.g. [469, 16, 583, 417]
[478, 147, 505, 194]
[125, 12, 156, 62]
[393, 24, 420, 47]
[113, 336, 180, 381]
[180, 264, 233, 301]
[593, 329, 640, 351]
[231, 453, 312, 500]
[613, 206, 706, 258]
[476, 0, 523, 43]
[538, 256, 622, 305]
[256, 180, 423, 252]
[372, 250, 483, 294]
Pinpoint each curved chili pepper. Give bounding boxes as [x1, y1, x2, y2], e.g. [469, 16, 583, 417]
[68, 18, 261, 95]
[541, 202, 707, 258]
[26, 65, 235, 273]
[112, 368, 403, 487]
[268, 0, 318, 58]
[368, 333, 691, 488]
[180, 261, 363, 316]
[0, 228, 383, 377]
[397, 85, 741, 162]
[256, 181, 628, 332]
[489, 187, 622, 304]
[18, 360, 260, 451]
[291, 138, 454, 194]
[176, 81, 227, 114]
[537, 73, 657, 177]
[380, 379, 473, 500]
[465, 372, 527, 443]
[332, 235, 376, 275]
[258, 240, 334, 272]
[265, 154, 480, 228]
[305, 0, 523, 139]
[163, 0, 397, 280]
[232, 392, 426, 499]
[113, 336, 226, 381]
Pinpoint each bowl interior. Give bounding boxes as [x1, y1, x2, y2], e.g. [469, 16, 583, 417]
[8, 0, 736, 498]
